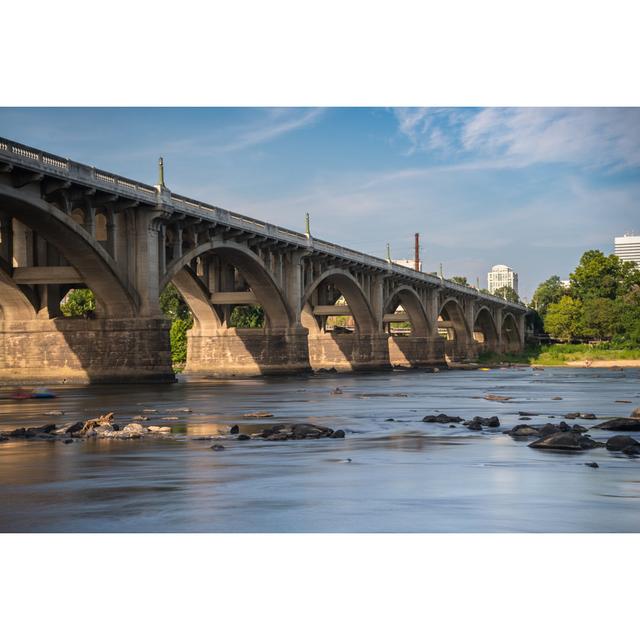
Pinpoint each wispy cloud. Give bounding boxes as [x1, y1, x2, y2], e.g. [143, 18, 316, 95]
[393, 107, 640, 169]
[164, 108, 325, 156]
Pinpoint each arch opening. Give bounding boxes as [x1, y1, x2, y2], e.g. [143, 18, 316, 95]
[501, 313, 521, 352]
[473, 307, 499, 352]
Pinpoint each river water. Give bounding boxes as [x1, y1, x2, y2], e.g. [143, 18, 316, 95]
[1, 367, 639, 532]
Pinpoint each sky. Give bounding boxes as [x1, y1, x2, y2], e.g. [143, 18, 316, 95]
[1, 107, 638, 300]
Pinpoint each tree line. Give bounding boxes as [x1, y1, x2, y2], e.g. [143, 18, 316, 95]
[531, 250, 640, 344]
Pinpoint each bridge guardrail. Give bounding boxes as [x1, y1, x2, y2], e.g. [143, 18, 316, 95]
[0, 135, 526, 311]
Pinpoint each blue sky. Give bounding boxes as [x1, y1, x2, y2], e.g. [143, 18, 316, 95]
[1, 107, 639, 299]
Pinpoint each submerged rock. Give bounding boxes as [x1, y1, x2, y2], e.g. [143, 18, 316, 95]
[210, 444, 225, 451]
[594, 418, 640, 431]
[464, 416, 500, 428]
[237, 434, 251, 441]
[507, 425, 540, 437]
[605, 435, 640, 451]
[243, 411, 274, 418]
[422, 414, 463, 423]
[585, 462, 599, 468]
[484, 394, 512, 402]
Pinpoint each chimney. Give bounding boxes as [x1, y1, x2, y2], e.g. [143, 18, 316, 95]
[414, 233, 420, 271]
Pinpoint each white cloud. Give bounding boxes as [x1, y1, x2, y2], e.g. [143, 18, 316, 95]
[393, 107, 640, 169]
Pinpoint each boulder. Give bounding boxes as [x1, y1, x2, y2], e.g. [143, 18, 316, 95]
[580, 413, 597, 420]
[229, 425, 240, 435]
[571, 425, 588, 434]
[330, 429, 346, 438]
[210, 444, 225, 451]
[465, 416, 500, 428]
[0, 433, 9, 442]
[594, 418, 640, 431]
[467, 423, 483, 431]
[564, 412, 580, 420]
[529, 432, 596, 451]
[539, 424, 561, 437]
[123, 423, 147, 435]
[519, 416, 532, 421]
[518, 411, 539, 416]
[507, 425, 540, 437]
[63, 438, 74, 444]
[291, 423, 334, 439]
[605, 435, 640, 451]
[585, 462, 599, 468]
[148, 425, 171, 433]
[423, 414, 463, 423]
[237, 434, 251, 441]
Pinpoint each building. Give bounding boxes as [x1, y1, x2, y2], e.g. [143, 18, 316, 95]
[614, 234, 640, 266]
[488, 264, 518, 295]
[392, 259, 423, 271]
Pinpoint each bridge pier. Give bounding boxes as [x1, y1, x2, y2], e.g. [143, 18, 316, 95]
[307, 332, 391, 372]
[184, 327, 312, 376]
[0, 317, 174, 384]
[388, 335, 446, 368]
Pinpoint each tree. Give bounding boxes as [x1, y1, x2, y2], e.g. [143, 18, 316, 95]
[544, 296, 583, 340]
[60, 289, 96, 317]
[532, 275, 565, 317]
[160, 283, 191, 320]
[493, 285, 520, 303]
[229, 305, 265, 328]
[451, 276, 468, 286]
[570, 250, 640, 301]
[160, 284, 193, 365]
[579, 297, 624, 341]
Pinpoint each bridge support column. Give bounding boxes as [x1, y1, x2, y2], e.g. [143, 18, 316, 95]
[388, 335, 446, 368]
[0, 317, 174, 384]
[307, 332, 391, 372]
[184, 326, 312, 377]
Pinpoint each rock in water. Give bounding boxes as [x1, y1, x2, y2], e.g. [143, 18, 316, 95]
[630, 408, 640, 419]
[229, 425, 240, 435]
[585, 462, 599, 468]
[605, 435, 640, 451]
[422, 414, 463, 423]
[507, 425, 540, 437]
[594, 418, 640, 431]
[484, 394, 512, 402]
[210, 444, 225, 451]
[243, 411, 274, 418]
[0, 433, 8, 443]
[529, 432, 598, 451]
[330, 430, 346, 438]
[237, 434, 251, 441]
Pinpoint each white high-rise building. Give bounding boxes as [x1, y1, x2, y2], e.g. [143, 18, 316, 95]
[488, 264, 518, 295]
[614, 234, 640, 266]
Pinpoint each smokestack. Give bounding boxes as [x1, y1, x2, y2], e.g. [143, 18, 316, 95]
[414, 233, 420, 271]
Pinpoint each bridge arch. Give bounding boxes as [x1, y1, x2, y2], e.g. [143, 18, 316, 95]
[0, 184, 137, 317]
[501, 312, 521, 352]
[383, 285, 431, 337]
[438, 297, 472, 360]
[0, 265, 37, 321]
[164, 239, 293, 330]
[473, 305, 500, 351]
[301, 268, 376, 335]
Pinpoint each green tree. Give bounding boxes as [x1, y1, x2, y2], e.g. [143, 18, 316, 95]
[169, 316, 193, 364]
[544, 296, 583, 340]
[451, 276, 468, 286]
[570, 250, 640, 301]
[160, 284, 193, 365]
[532, 275, 565, 317]
[229, 305, 265, 328]
[160, 283, 191, 320]
[579, 297, 624, 341]
[493, 285, 520, 303]
[60, 289, 96, 317]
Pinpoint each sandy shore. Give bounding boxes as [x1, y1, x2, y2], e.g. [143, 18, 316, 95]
[564, 359, 640, 368]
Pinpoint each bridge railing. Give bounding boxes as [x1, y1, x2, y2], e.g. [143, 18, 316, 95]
[0, 135, 526, 311]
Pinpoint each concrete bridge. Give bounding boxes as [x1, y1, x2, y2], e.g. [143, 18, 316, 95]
[0, 136, 527, 383]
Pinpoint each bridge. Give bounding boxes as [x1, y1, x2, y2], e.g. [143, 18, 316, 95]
[0, 136, 527, 383]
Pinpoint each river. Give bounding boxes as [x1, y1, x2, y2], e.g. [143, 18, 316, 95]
[1, 367, 639, 532]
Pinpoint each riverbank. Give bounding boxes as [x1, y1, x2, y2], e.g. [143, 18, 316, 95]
[478, 345, 640, 367]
